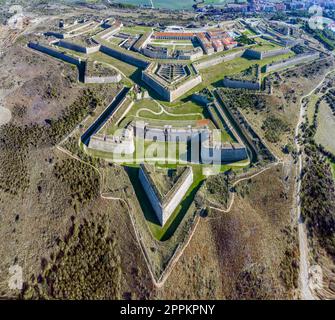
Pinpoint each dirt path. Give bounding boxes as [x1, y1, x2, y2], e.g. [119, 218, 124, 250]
[295, 69, 335, 300]
[207, 162, 281, 214]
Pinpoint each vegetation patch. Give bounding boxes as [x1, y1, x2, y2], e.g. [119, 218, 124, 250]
[301, 145, 335, 258]
[204, 172, 230, 208]
[53, 159, 100, 210]
[304, 23, 335, 51]
[262, 115, 289, 143]
[22, 220, 122, 299]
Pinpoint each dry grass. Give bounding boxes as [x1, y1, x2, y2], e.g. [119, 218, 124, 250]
[315, 100, 335, 154]
[156, 165, 299, 299]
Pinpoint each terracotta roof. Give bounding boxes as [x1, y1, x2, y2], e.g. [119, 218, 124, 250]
[196, 119, 210, 127]
[153, 32, 196, 38]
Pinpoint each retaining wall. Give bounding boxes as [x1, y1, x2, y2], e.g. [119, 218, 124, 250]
[98, 23, 123, 40]
[100, 44, 150, 68]
[28, 42, 82, 66]
[194, 50, 243, 71]
[170, 75, 202, 101]
[88, 134, 135, 154]
[84, 73, 122, 84]
[81, 87, 130, 145]
[139, 167, 165, 225]
[141, 71, 170, 100]
[201, 143, 248, 164]
[142, 69, 202, 102]
[223, 78, 260, 90]
[161, 169, 193, 225]
[244, 48, 290, 60]
[265, 52, 320, 72]
[57, 40, 101, 54]
[139, 165, 193, 226]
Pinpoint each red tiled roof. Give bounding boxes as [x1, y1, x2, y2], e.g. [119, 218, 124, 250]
[196, 119, 210, 127]
[153, 32, 196, 38]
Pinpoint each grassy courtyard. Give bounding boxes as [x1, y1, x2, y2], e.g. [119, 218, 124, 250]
[121, 25, 153, 35]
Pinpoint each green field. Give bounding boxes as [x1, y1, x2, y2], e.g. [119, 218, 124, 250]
[110, 98, 209, 132]
[121, 25, 153, 35]
[251, 42, 282, 52]
[108, 37, 125, 46]
[89, 51, 137, 78]
[182, 53, 295, 97]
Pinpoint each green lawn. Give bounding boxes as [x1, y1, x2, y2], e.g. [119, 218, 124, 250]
[251, 42, 282, 52]
[180, 53, 295, 98]
[121, 25, 153, 35]
[89, 51, 137, 79]
[125, 98, 205, 118]
[242, 28, 256, 36]
[108, 37, 125, 46]
[138, 110, 203, 121]
[127, 98, 162, 116]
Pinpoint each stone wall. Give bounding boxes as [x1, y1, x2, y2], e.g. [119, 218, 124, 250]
[265, 52, 320, 72]
[81, 87, 131, 145]
[170, 75, 202, 101]
[178, 48, 204, 61]
[161, 168, 193, 225]
[132, 31, 154, 52]
[57, 40, 101, 54]
[223, 77, 260, 90]
[244, 48, 290, 60]
[84, 73, 122, 84]
[98, 22, 123, 40]
[100, 44, 150, 68]
[88, 133, 135, 155]
[141, 71, 170, 100]
[141, 65, 202, 102]
[134, 122, 248, 164]
[45, 31, 68, 39]
[45, 21, 98, 39]
[194, 50, 244, 71]
[139, 165, 194, 226]
[28, 42, 82, 66]
[142, 46, 170, 59]
[201, 141, 248, 164]
[138, 166, 165, 225]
